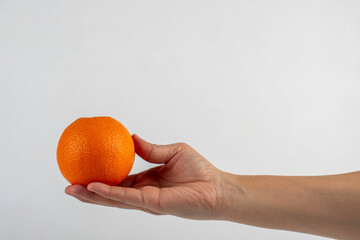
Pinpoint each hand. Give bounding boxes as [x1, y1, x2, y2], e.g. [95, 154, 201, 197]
[66, 134, 360, 239]
[65, 134, 224, 220]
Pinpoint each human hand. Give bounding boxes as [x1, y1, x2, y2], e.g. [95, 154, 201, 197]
[65, 134, 225, 220]
[66, 135, 360, 239]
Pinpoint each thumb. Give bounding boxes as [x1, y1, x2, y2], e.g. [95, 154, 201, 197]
[132, 134, 182, 164]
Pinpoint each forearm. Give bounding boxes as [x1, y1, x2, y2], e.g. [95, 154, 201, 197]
[219, 171, 360, 239]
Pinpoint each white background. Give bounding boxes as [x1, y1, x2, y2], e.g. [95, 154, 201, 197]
[1, 0, 359, 239]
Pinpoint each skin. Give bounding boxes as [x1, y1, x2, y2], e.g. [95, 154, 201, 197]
[66, 134, 360, 239]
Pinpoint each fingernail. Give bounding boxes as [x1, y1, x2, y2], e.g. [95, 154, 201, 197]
[132, 134, 138, 139]
[65, 187, 73, 195]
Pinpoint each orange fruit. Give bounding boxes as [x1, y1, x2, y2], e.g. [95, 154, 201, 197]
[57, 116, 135, 186]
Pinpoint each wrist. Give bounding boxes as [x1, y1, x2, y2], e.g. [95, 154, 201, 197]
[216, 171, 249, 222]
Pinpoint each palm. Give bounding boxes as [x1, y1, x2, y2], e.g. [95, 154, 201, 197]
[120, 144, 222, 219]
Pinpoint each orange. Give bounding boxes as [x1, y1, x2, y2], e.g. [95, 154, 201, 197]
[57, 116, 135, 186]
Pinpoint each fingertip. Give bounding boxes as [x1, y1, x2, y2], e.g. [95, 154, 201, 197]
[132, 134, 150, 157]
[87, 182, 108, 193]
[86, 182, 98, 192]
[132, 134, 141, 147]
[67, 184, 91, 196]
[132, 134, 144, 144]
[65, 185, 79, 195]
[65, 186, 71, 195]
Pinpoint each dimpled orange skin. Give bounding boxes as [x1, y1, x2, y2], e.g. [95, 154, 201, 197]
[57, 117, 135, 186]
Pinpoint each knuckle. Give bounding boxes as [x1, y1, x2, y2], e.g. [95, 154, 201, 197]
[140, 192, 146, 207]
[169, 143, 186, 159]
[177, 142, 190, 151]
[178, 142, 188, 147]
[151, 144, 159, 153]
[122, 188, 128, 202]
[148, 143, 158, 159]
[106, 186, 113, 197]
